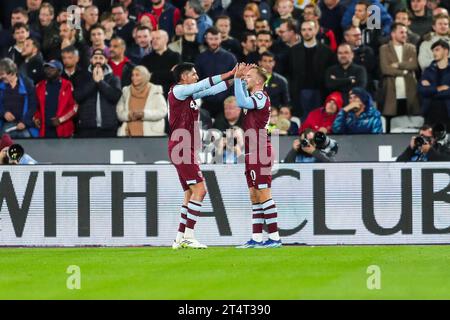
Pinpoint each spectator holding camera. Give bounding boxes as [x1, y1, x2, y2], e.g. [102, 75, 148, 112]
[213, 126, 245, 164]
[396, 124, 450, 161]
[0, 134, 37, 165]
[284, 128, 338, 163]
[300, 91, 343, 134]
[332, 87, 383, 134]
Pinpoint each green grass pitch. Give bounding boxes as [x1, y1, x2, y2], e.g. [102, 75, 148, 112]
[0, 246, 449, 300]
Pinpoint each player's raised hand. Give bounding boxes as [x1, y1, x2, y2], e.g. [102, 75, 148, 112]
[234, 63, 245, 78]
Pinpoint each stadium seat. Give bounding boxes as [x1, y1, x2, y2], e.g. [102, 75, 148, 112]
[381, 116, 387, 133]
[390, 116, 425, 133]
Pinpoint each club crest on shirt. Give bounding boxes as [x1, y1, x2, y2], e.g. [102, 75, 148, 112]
[243, 109, 248, 115]
[190, 100, 199, 110]
[254, 92, 263, 100]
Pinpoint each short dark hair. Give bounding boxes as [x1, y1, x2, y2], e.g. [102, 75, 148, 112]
[356, 0, 370, 8]
[27, 37, 40, 51]
[12, 7, 28, 18]
[395, 9, 412, 21]
[61, 45, 79, 56]
[13, 22, 29, 32]
[256, 30, 272, 38]
[255, 18, 268, 24]
[215, 15, 230, 22]
[111, 3, 127, 12]
[431, 39, 450, 51]
[391, 22, 407, 32]
[111, 36, 126, 48]
[420, 124, 433, 132]
[204, 26, 220, 36]
[259, 51, 275, 60]
[90, 23, 105, 34]
[136, 25, 152, 33]
[173, 63, 196, 82]
[241, 31, 256, 43]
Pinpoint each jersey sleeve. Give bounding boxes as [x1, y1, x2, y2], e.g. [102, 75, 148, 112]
[234, 78, 267, 110]
[192, 81, 230, 100]
[172, 75, 222, 100]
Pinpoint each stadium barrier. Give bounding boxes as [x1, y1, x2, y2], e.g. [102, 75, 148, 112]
[0, 163, 449, 246]
[17, 134, 413, 163]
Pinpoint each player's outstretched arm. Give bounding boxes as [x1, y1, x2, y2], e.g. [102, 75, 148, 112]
[192, 81, 232, 100]
[234, 78, 258, 109]
[173, 67, 236, 100]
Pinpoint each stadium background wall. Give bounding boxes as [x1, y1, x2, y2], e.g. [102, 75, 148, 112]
[0, 163, 449, 246]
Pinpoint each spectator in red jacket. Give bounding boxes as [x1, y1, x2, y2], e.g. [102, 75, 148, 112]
[34, 60, 77, 138]
[299, 91, 343, 134]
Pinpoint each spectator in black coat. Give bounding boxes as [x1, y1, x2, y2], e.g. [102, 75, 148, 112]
[19, 37, 45, 84]
[344, 25, 378, 94]
[37, 3, 61, 60]
[246, 30, 273, 64]
[409, 0, 433, 37]
[288, 20, 336, 119]
[61, 46, 84, 91]
[112, 3, 136, 47]
[258, 51, 290, 108]
[195, 27, 237, 117]
[127, 25, 153, 65]
[325, 43, 367, 100]
[237, 32, 257, 63]
[53, 22, 90, 69]
[73, 49, 122, 137]
[7, 23, 30, 67]
[215, 15, 241, 59]
[141, 29, 181, 96]
[418, 39, 450, 131]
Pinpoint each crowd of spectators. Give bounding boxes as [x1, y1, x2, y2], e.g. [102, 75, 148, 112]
[1, 0, 450, 142]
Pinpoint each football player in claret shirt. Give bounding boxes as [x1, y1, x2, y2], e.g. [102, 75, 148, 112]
[168, 62, 235, 249]
[234, 63, 282, 248]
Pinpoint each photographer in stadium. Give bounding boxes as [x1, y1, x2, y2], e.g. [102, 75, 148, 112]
[396, 124, 450, 161]
[284, 128, 338, 163]
[0, 134, 37, 164]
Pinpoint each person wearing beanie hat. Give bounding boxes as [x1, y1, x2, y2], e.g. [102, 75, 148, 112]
[300, 91, 344, 134]
[332, 87, 383, 134]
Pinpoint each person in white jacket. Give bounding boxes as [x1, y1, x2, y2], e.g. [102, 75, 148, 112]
[116, 65, 168, 136]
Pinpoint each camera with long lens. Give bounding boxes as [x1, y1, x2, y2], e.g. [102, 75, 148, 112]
[414, 135, 431, 149]
[313, 132, 331, 149]
[300, 138, 310, 148]
[7, 144, 24, 163]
